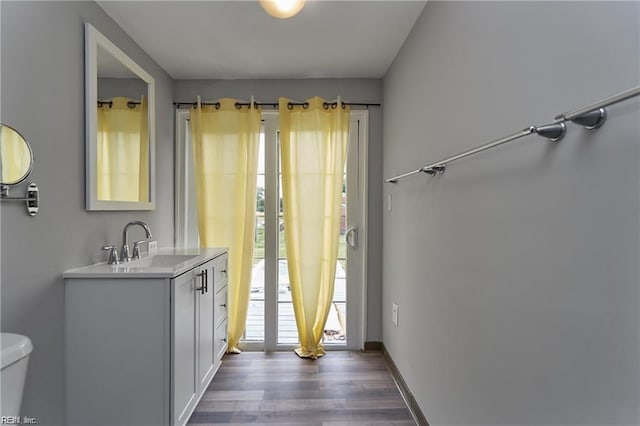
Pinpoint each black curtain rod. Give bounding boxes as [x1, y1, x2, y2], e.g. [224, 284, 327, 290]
[173, 101, 380, 109]
[98, 100, 141, 108]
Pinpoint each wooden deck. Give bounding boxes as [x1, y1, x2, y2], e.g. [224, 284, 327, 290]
[244, 260, 347, 344]
[188, 351, 416, 425]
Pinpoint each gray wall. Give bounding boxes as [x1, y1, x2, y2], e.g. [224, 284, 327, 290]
[383, 2, 639, 425]
[175, 79, 384, 342]
[98, 77, 148, 100]
[0, 2, 174, 424]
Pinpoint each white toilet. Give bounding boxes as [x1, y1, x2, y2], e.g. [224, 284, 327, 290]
[1, 333, 33, 417]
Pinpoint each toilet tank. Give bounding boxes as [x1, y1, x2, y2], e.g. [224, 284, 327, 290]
[1, 333, 33, 417]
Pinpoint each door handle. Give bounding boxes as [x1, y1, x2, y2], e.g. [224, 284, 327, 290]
[346, 227, 358, 249]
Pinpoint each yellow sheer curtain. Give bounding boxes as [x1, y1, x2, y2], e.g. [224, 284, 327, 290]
[0, 126, 31, 183]
[279, 96, 350, 359]
[97, 96, 148, 201]
[190, 98, 261, 353]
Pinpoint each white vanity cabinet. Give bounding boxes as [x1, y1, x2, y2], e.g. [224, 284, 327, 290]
[64, 248, 228, 426]
[172, 253, 228, 425]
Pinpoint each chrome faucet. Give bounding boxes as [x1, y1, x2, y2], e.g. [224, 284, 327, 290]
[101, 245, 120, 265]
[121, 221, 153, 262]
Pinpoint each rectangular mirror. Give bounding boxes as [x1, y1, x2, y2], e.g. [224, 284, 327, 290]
[85, 23, 155, 210]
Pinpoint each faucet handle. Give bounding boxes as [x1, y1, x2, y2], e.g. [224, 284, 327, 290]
[101, 245, 120, 265]
[132, 240, 148, 260]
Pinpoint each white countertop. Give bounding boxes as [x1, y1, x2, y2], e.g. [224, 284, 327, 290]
[63, 247, 227, 279]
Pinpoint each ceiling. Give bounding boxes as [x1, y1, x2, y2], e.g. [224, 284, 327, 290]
[97, 1, 427, 80]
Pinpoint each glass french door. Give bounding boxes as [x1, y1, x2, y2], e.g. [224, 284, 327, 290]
[175, 109, 367, 351]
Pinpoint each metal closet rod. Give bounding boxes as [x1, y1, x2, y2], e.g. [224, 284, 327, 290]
[385, 85, 640, 184]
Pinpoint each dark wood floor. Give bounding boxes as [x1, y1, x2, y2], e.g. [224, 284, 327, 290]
[188, 350, 416, 425]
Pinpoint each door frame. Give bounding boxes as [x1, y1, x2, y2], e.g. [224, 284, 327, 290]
[345, 110, 369, 350]
[175, 109, 196, 249]
[174, 108, 368, 351]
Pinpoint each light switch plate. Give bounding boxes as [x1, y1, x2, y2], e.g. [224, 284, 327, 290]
[392, 302, 399, 326]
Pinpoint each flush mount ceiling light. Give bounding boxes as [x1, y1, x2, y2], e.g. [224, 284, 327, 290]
[259, 0, 305, 19]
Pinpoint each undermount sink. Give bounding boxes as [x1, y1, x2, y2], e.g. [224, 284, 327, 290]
[130, 254, 199, 268]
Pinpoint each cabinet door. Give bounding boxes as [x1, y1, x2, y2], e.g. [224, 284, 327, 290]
[172, 270, 198, 426]
[197, 259, 216, 390]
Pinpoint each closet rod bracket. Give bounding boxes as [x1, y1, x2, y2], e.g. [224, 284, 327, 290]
[432, 165, 446, 174]
[570, 107, 607, 130]
[531, 122, 566, 142]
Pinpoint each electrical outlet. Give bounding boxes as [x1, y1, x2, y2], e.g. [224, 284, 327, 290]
[392, 302, 399, 326]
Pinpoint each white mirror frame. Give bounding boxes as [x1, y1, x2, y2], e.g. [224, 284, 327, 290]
[85, 23, 155, 210]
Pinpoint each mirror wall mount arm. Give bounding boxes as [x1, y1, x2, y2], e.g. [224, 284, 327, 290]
[385, 85, 640, 184]
[0, 183, 40, 216]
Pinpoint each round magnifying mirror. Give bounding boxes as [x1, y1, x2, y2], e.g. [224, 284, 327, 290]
[0, 124, 33, 186]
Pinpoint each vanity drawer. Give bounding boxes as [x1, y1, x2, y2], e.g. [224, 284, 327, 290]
[214, 319, 228, 361]
[214, 286, 228, 327]
[213, 253, 228, 293]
